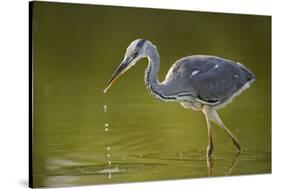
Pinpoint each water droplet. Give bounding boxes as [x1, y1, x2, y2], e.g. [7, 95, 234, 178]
[103, 104, 107, 112]
[105, 123, 109, 127]
[107, 146, 111, 151]
[105, 128, 109, 132]
[107, 153, 111, 157]
[108, 172, 112, 179]
[108, 161, 112, 165]
[103, 87, 109, 94]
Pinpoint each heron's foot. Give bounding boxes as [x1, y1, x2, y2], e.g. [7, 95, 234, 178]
[206, 144, 214, 159]
[232, 139, 241, 153]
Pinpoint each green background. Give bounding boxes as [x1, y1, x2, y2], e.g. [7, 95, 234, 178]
[32, 1, 271, 187]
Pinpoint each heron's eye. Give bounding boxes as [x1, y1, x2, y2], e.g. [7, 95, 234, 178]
[133, 52, 138, 57]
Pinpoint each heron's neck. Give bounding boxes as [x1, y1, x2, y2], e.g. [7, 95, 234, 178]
[144, 46, 168, 101]
[145, 50, 160, 85]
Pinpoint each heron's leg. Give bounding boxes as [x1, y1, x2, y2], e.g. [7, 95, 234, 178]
[211, 110, 241, 152]
[207, 154, 213, 177]
[202, 106, 214, 158]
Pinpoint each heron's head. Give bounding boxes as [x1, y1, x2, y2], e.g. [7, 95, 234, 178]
[104, 39, 149, 93]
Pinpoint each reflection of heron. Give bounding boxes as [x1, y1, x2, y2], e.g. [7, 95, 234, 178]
[207, 151, 241, 176]
[104, 39, 255, 158]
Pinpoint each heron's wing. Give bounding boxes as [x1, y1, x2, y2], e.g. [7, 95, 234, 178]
[163, 55, 255, 104]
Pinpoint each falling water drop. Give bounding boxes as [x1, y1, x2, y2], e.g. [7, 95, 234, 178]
[103, 86, 110, 94]
[103, 104, 107, 112]
[103, 103, 113, 179]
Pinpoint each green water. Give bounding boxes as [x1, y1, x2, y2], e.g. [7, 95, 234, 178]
[31, 2, 271, 187]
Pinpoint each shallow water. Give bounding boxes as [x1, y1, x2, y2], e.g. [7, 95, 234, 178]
[32, 88, 271, 187]
[32, 2, 271, 187]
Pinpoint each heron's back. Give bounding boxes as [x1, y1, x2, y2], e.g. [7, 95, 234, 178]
[162, 55, 255, 108]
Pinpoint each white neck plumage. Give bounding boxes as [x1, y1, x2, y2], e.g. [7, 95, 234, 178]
[143, 44, 176, 101]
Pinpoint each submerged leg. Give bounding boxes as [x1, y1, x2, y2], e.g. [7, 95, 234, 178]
[211, 110, 241, 152]
[202, 106, 214, 158]
[207, 156, 213, 176]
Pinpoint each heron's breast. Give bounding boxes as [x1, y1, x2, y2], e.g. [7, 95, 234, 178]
[180, 97, 203, 111]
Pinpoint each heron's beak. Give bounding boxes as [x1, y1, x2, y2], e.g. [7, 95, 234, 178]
[104, 57, 131, 93]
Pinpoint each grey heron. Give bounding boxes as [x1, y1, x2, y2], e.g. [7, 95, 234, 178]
[104, 39, 255, 158]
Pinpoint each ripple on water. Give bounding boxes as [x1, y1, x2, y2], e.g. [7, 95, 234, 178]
[43, 162, 166, 177]
[97, 166, 122, 174]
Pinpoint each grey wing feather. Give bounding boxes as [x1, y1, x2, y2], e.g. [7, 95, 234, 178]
[163, 55, 255, 104]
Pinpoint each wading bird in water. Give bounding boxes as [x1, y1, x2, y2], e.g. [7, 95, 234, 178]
[104, 39, 255, 158]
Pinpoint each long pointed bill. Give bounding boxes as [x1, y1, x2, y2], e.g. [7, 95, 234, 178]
[103, 57, 131, 93]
